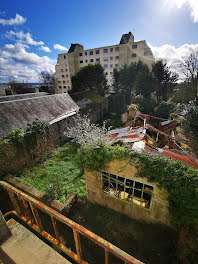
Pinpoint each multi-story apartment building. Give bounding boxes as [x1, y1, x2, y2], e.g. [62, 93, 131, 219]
[55, 32, 154, 93]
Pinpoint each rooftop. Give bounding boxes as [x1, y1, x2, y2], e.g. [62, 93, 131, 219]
[0, 93, 79, 139]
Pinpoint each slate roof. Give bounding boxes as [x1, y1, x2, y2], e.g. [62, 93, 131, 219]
[0, 93, 79, 139]
[0, 92, 47, 103]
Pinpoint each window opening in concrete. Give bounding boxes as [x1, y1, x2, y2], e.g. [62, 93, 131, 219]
[101, 172, 153, 209]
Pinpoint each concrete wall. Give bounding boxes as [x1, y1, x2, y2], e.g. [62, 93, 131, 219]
[85, 159, 170, 226]
[0, 211, 11, 244]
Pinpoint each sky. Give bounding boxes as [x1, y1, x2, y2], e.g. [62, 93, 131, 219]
[0, 0, 198, 82]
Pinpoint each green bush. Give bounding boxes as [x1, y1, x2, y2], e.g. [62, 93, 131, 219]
[7, 128, 24, 141]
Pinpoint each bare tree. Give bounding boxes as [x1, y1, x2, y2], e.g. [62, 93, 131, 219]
[40, 71, 56, 94]
[179, 48, 198, 105]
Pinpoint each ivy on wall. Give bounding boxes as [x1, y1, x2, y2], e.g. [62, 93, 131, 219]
[0, 119, 50, 176]
[76, 145, 198, 227]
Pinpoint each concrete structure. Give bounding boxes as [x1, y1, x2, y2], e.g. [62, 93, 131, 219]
[0, 219, 71, 264]
[55, 32, 154, 93]
[0, 211, 11, 245]
[85, 159, 170, 226]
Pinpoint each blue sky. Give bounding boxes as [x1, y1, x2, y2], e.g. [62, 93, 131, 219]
[0, 0, 198, 82]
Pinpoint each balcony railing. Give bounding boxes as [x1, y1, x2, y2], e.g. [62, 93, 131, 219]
[0, 180, 143, 264]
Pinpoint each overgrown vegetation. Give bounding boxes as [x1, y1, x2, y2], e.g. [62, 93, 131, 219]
[20, 142, 87, 203]
[0, 120, 51, 176]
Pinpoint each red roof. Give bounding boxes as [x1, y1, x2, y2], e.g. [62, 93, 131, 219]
[145, 145, 198, 169]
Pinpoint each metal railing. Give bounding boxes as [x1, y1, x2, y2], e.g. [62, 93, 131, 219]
[0, 181, 143, 264]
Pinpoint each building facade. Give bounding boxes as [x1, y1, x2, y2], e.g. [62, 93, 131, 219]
[55, 32, 154, 93]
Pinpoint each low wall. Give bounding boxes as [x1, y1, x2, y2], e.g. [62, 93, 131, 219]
[85, 159, 170, 226]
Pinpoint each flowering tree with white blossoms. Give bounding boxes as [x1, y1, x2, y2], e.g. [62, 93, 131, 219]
[64, 115, 111, 148]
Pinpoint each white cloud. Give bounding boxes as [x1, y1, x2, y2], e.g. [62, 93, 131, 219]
[0, 42, 56, 82]
[39, 46, 51, 53]
[0, 14, 26, 26]
[165, 0, 198, 23]
[149, 42, 198, 79]
[6, 30, 44, 46]
[54, 44, 68, 51]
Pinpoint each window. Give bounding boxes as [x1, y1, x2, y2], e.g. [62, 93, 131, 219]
[132, 44, 137, 49]
[63, 80, 65, 83]
[68, 86, 70, 88]
[63, 86, 66, 88]
[67, 80, 69, 83]
[58, 81, 61, 83]
[96, 58, 100, 62]
[110, 64, 113, 68]
[96, 50, 100, 54]
[110, 56, 113, 60]
[66, 74, 69, 77]
[59, 86, 62, 88]
[103, 48, 108, 53]
[132, 53, 136, 58]
[79, 53, 83, 56]
[90, 59, 94, 62]
[115, 64, 119, 67]
[85, 59, 88, 63]
[64, 55, 66, 59]
[90, 51, 93, 55]
[62, 75, 64, 78]
[61, 69, 64, 72]
[85, 52, 87, 56]
[104, 64, 108, 68]
[80, 60, 83, 63]
[65, 68, 68, 72]
[115, 56, 119, 60]
[101, 172, 154, 209]
[110, 48, 113, 52]
[115, 47, 119, 51]
[103, 57, 108, 61]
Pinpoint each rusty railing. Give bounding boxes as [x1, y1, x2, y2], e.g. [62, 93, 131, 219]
[0, 181, 143, 264]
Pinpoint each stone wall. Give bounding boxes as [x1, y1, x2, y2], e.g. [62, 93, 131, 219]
[0, 211, 11, 244]
[85, 159, 170, 226]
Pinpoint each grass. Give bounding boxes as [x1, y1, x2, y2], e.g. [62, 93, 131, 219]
[19, 142, 87, 203]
